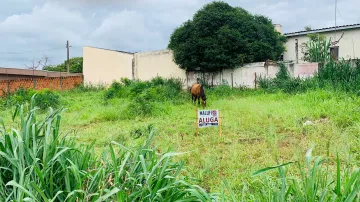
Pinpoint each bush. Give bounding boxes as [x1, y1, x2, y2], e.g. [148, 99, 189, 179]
[260, 57, 360, 94]
[34, 89, 60, 110]
[120, 77, 133, 86]
[209, 84, 233, 97]
[1, 88, 60, 110]
[126, 91, 156, 117]
[0, 103, 216, 201]
[104, 81, 124, 100]
[104, 77, 184, 104]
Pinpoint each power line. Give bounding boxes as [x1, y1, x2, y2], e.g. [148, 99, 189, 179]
[334, 0, 337, 41]
[336, 7, 345, 22]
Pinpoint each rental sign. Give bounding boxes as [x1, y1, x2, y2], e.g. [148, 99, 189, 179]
[197, 109, 219, 128]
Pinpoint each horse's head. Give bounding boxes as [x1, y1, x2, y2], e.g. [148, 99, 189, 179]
[202, 99, 206, 107]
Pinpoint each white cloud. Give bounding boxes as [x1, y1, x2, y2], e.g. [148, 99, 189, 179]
[90, 10, 165, 52]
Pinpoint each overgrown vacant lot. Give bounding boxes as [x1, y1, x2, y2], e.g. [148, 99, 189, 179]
[1, 87, 359, 197]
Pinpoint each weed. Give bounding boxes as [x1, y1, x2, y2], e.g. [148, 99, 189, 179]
[131, 124, 154, 139]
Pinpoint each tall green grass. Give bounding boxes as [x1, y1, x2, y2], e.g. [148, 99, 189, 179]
[221, 148, 360, 201]
[259, 60, 360, 94]
[0, 96, 217, 201]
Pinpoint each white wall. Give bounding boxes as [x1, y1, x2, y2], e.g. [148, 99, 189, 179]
[134, 50, 187, 82]
[83, 47, 318, 88]
[83, 47, 133, 85]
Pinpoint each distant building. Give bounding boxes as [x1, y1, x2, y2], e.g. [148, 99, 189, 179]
[280, 24, 360, 63]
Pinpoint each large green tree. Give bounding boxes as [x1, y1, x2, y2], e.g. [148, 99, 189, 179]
[168, 1, 286, 72]
[43, 57, 83, 73]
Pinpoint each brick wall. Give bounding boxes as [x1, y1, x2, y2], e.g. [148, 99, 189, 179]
[0, 76, 83, 97]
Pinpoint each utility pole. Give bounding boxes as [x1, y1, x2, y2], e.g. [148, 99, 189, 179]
[66, 40, 70, 73]
[334, 0, 337, 42]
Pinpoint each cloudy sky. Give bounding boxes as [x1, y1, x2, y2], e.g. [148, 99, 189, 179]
[0, 0, 359, 68]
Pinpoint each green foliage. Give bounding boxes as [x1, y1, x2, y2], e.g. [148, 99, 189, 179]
[2, 88, 60, 110]
[72, 83, 106, 93]
[0, 101, 217, 201]
[260, 60, 360, 94]
[130, 124, 154, 139]
[34, 89, 60, 110]
[104, 81, 124, 100]
[244, 148, 360, 201]
[104, 77, 185, 117]
[258, 63, 308, 93]
[168, 1, 286, 72]
[2, 85, 360, 200]
[43, 57, 83, 73]
[303, 35, 331, 64]
[208, 84, 233, 97]
[304, 25, 312, 31]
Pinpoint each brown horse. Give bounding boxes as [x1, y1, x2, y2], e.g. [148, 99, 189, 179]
[190, 83, 207, 107]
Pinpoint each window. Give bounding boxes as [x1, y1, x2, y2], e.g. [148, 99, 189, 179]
[330, 46, 339, 60]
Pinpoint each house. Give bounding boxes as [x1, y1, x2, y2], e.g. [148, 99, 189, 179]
[280, 24, 360, 63]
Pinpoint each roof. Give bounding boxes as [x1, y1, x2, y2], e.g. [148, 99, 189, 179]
[0, 67, 82, 77]
[284, 23, 360, 37]
[85, 46, 135, 54]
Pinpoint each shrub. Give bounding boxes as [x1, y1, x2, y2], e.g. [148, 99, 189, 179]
[150, 76, 166, 86]
[11, 87, 31, 104]
[209, 84, 233, 97]
[33, 89, 60, 110]
[127, 91, 156, 117]
[104, 81, 124, 100]
[1, 88, 60, 110]
[104, 77, 185, 107]
[120, 77, 133, 86]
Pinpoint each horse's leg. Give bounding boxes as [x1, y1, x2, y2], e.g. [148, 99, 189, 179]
[198, 96, 200, 106]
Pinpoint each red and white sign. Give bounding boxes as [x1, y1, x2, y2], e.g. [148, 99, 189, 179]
[198, 109, 219, 128]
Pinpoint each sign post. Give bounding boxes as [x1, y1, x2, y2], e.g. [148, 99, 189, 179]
[196, 109, 199, 144]
[196, 109, 221, 143]
[197, 109, 219, 128]
[219, 110, 222, 141]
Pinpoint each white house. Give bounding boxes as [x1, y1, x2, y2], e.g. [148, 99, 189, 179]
[280, 24, 360, 63]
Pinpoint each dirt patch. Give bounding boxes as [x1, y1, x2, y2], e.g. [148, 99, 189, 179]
[238, 137, 263, 144]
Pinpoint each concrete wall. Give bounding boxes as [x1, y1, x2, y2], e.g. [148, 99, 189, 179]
[134, 50, 187, 82]
[83, 46, 133, 85]
[283, 28, 360, 62]
[185, 62, 317, 88]
[83, 47, 318, 89]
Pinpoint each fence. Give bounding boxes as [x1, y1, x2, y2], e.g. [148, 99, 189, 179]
[0, 76, 83, 97]
[83, 47, 319, 89]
